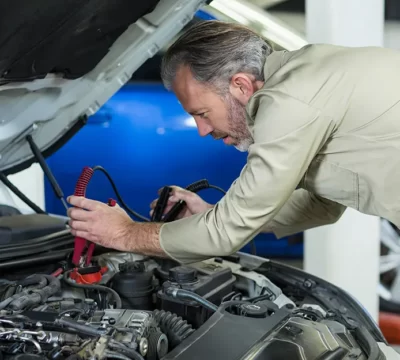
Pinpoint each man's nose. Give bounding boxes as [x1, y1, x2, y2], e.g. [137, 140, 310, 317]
[196, 119, 213, 137]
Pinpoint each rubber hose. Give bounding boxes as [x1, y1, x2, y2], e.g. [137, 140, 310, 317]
[0, 296, 16, 310]
[164, 288, 218, 312]
[0, 280, 16, 285]
[17, 274, 47, 288]
[0, 287, 33, 310]
[63, 270, 122, 309]
[153, 310, 195, 349]
[55, 317, 107, 337]
[10, 275, 61, 310]
[4, 286, 16, 300]
[10, 293, 42, 311]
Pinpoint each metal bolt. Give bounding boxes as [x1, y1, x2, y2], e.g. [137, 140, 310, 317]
[304, 280, 312, 288]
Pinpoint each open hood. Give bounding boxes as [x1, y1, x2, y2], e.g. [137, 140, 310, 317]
[0, 0, 208, 175]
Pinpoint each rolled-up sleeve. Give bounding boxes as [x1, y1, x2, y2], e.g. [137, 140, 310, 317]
[262, 189, 346, 238]
[159, 91, 337, 264]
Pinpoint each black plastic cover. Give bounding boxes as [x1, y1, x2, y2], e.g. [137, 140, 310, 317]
[163, 304, 375, 360]
[0, 0, 160, 81]
[0, 214, 67, 245]
[163, 304, 291, 360]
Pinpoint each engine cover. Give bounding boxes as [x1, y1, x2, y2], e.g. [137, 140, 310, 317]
[163, 305, 368, 360]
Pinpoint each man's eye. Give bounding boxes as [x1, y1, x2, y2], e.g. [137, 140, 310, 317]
[199, 113, 207, 119]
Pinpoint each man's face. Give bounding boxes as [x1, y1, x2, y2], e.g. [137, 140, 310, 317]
[172, 66, 254, 152]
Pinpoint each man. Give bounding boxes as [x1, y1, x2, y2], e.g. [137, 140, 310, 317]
[67, 20, 400, 264]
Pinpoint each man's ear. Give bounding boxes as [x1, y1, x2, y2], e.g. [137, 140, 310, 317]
[229, 73, 256, 105]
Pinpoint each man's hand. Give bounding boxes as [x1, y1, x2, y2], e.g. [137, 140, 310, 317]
[67, 196, 134, 252]
[150, 186, 213, 219]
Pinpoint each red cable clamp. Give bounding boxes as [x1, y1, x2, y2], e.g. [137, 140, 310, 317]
[69, 266, 108, 285]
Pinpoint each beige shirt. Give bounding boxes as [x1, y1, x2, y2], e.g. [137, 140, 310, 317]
[160, 43, 400, 264]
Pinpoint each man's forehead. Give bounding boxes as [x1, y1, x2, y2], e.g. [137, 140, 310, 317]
[173, 66, 201, 92]
[172, 66, 210, 111]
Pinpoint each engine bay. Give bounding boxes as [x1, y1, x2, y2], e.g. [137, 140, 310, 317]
[0, 251, 385, 360]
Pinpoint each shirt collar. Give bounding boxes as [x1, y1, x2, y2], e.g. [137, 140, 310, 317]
[263, 50, 288, 83]
[244, 50, 288, 131]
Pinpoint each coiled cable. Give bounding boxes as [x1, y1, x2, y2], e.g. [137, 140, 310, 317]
[163, 179, 226, 222]
[64, 165, 150, 223]
[92, 166, 150, 222]
[74, 166, 227, 224]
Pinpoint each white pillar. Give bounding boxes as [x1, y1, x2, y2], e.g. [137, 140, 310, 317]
[304, 0, 384, 322]
[306, 0, 384, 47]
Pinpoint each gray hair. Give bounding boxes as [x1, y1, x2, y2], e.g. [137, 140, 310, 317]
[161, 20, 273, 92]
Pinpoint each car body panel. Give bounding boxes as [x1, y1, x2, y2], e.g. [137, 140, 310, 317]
[0, 0, 208, 175]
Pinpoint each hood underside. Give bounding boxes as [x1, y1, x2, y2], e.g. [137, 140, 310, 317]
[0, 0, 207, 175]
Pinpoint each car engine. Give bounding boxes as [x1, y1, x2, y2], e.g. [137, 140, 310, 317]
[0, 252, 382, 360]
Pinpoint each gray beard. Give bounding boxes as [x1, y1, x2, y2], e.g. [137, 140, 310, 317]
[234, 137, 253, 152]
[226, 94, 254, 152]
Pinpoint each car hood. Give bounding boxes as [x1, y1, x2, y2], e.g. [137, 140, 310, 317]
[0, 0, 208, 175]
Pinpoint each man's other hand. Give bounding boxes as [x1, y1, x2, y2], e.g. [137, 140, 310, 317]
[150, 186, 213, 220]
[67, 196, 133, 251]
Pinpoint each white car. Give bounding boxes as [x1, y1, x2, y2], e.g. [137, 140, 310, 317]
[0, 0, 397, 359]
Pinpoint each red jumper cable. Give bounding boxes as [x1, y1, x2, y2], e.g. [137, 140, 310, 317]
[71, 166, 116, 267]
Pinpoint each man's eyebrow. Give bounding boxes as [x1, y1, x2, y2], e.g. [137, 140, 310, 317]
[188, 109, 206, 116]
